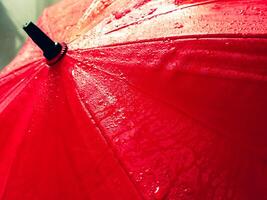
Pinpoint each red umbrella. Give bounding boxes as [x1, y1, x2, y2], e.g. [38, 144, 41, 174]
[1, 0, 267, 199]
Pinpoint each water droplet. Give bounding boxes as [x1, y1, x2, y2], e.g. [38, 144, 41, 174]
[114, 137, 120, 143]
[170, 47, 176, 52]
[120, 139, 126, 145]
[164, 38, 171, 43]
[107, 95, 116, 104]
[154, 186, 160, 194]
[106, 19, 112, 24]
[144, 168, 151, 173]
[136, 172, 144, 182]
[174, 22, 184, 29]
[148, 8, 157, 15]
[71, 69, 75, 76]
[76, 62, 82, 67]
[116, 108, 124, 113]
[174, 0, 181, 5]
[98, 99, 104, 105]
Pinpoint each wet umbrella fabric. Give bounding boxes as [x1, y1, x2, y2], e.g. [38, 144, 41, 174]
[1, 0, 267, 199]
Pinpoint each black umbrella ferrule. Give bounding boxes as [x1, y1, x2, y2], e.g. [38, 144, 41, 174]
[23, 22, 63, 61]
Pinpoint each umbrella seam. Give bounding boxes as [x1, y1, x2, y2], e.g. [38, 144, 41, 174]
[69, 56, 267, 199]
[0, 64, 46, 199]
[74, 88, 146, 200]
[69, 55, 267, 155]
[0, 59, 44, 80]
[65, 63, 145, 199]
[69, 33, 267, 50]
[67, 50, 267, 82]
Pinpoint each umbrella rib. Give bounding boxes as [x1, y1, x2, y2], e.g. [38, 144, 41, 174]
[0, 64, 47, 199]
[69, 55, 266, 153]
[69, 60, 262, 200]
[0, 59, 43, 81]
[72, 34, 267, 51]
[67, 71, 145, 199]
[69, 43, 267, 82]
[0, 61, 45, 113]
[69, 55, 216, 135]
[75, 91, 145, 200]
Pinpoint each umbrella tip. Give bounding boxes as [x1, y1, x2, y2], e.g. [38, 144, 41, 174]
[23, 21, 67, 65]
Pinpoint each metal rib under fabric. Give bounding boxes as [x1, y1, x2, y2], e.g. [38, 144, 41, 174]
[0, 0, 267, 199]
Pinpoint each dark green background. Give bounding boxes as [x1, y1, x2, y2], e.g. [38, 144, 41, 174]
[0, 0, 59, 69]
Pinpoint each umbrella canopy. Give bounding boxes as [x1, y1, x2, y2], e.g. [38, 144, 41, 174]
[1, 0, 267, 199]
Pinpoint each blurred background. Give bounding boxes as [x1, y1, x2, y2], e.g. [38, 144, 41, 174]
[0, 0, 59, 69]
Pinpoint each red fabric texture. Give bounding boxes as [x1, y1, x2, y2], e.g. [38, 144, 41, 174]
[1, 0, 267, 199]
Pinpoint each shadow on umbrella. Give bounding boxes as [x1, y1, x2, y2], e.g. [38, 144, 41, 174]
[0, 2, 24, 69]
